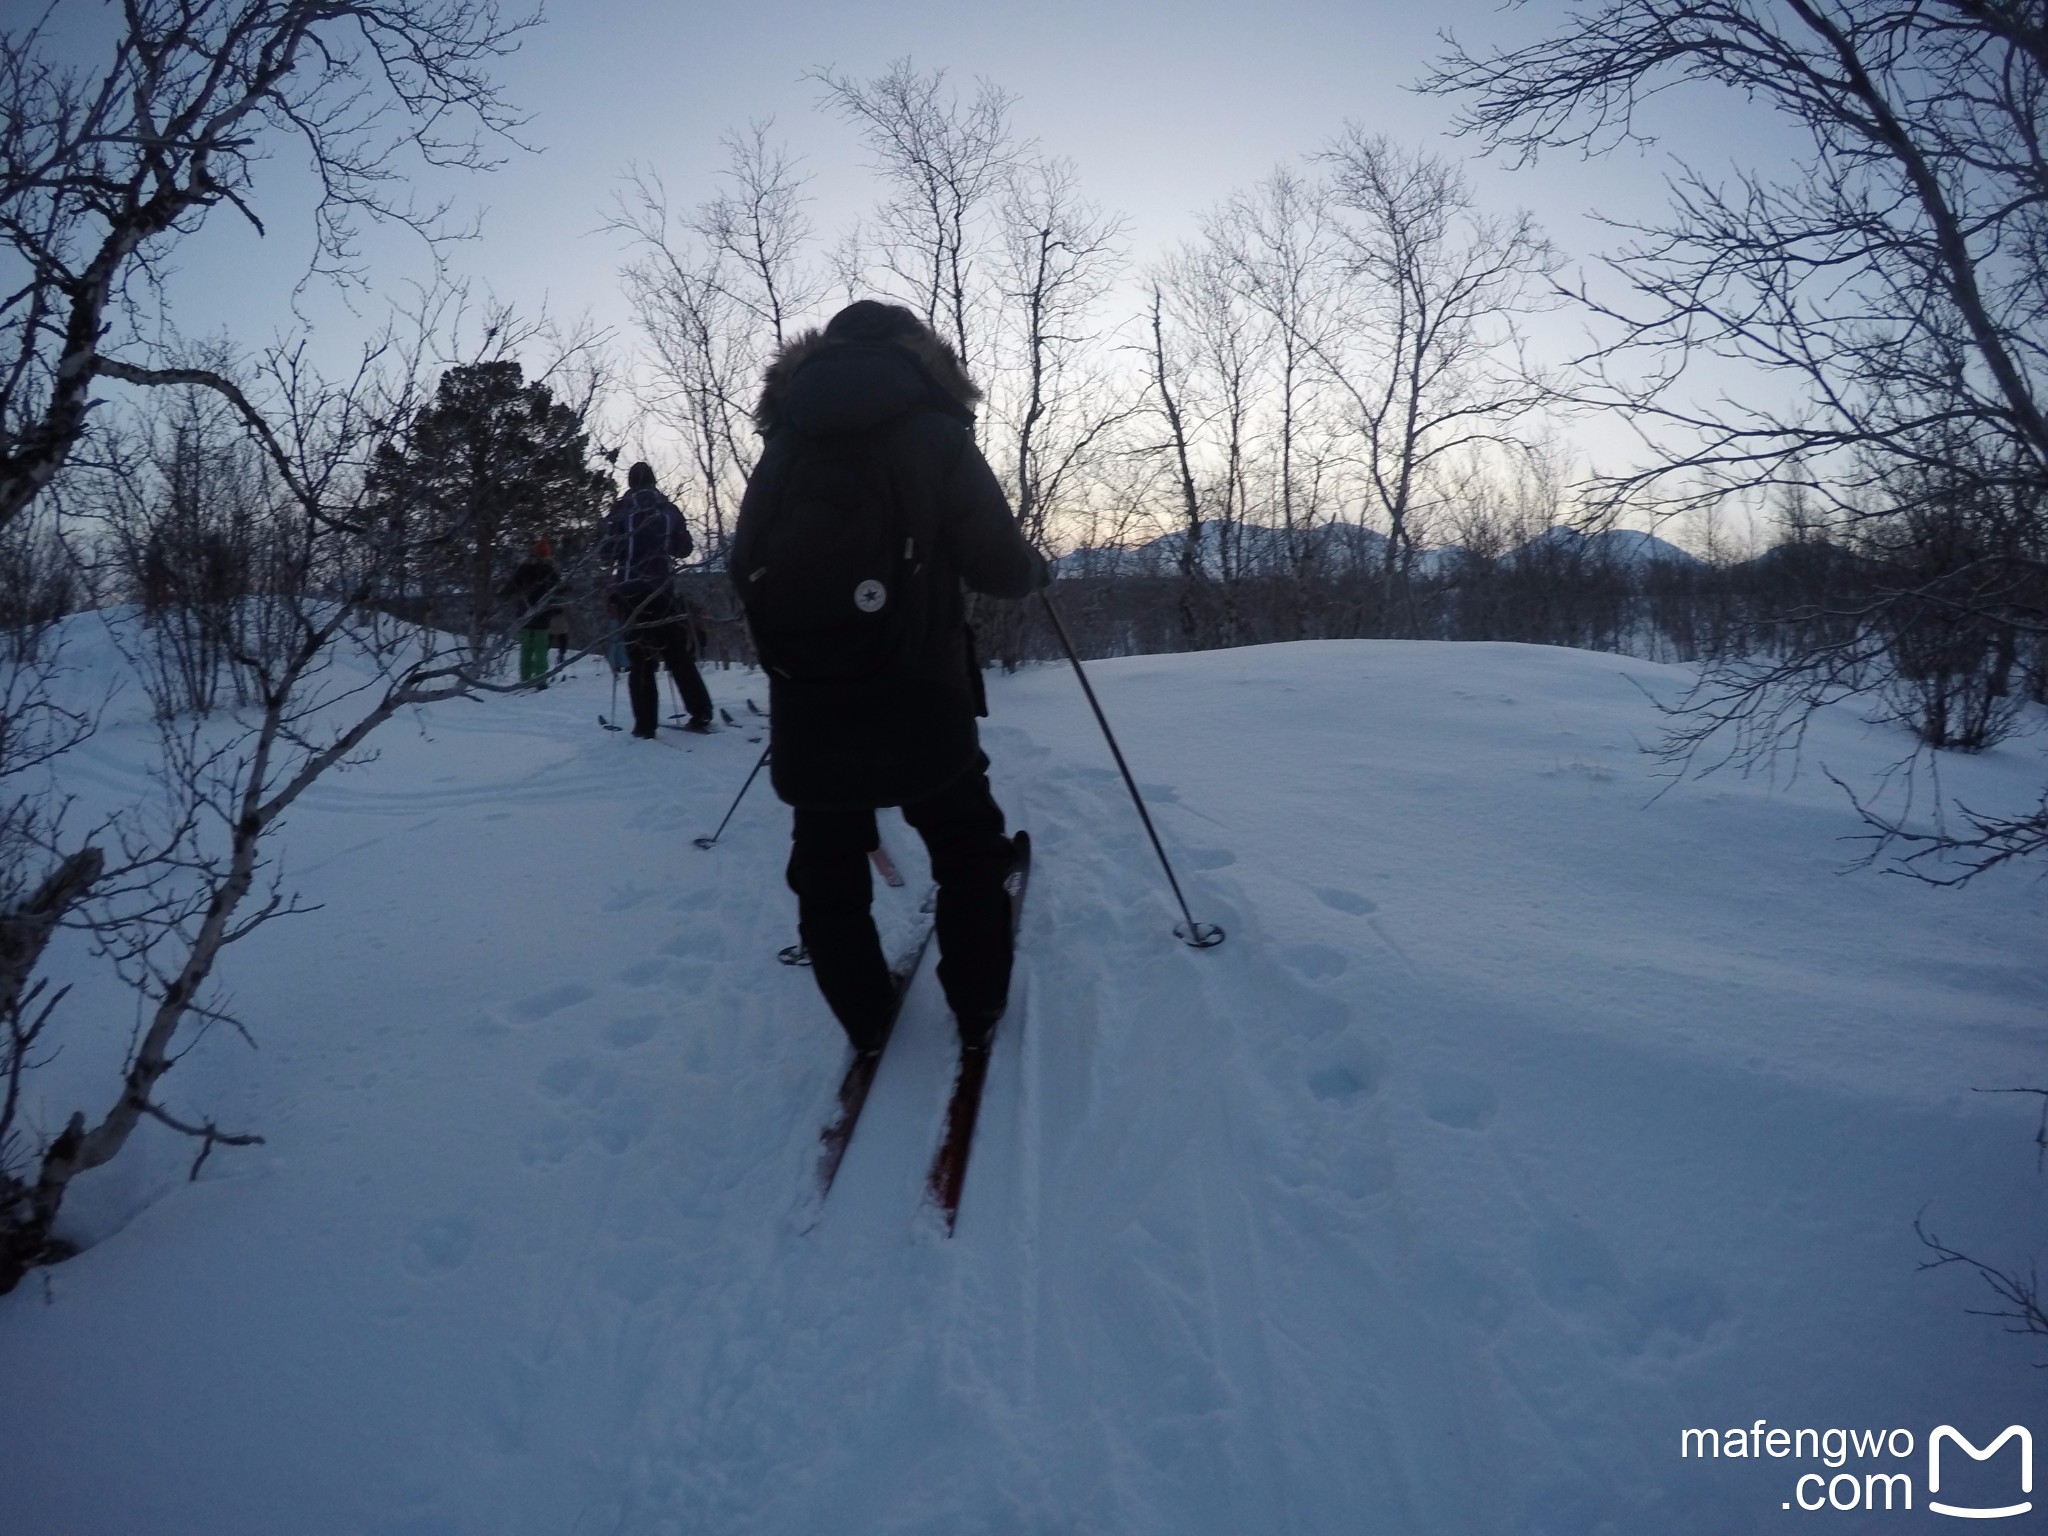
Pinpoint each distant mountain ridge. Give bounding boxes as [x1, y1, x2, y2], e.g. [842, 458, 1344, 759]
[1053, 520, 1703, 579]
[1053, 520, 1387, 580]
[1511, 525, 1702, 569]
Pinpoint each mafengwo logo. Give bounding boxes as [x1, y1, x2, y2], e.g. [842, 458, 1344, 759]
[1680, 1420, 2033, 1517]
[1930, 1427, 2032, 1520]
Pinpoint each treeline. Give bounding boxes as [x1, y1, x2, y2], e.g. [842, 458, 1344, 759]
[10, 45, 2046, 784]
[20, 374, 2041, 774]
[989, 527, 2047, 762]
[613, 64, 1557, 602]
[613, 53, 2048, 773]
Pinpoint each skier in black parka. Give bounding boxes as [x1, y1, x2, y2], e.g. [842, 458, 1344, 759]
[730, 301, 1047, 1053]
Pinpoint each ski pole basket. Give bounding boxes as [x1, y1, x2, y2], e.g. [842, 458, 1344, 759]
[1040, 592, 1224, 950]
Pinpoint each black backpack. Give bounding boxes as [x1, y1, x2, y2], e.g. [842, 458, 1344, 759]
[739, 436, 931, 683]
[613, 488, 684, 594]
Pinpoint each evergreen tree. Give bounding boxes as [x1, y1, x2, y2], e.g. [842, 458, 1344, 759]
[371, 361, 614, 646]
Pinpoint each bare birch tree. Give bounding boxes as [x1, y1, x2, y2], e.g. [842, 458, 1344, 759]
[0, 0, 539, 1293]
[615, 184, 758, 558]
[1139, 282, 1211, 645]
[1426, 0, 2048, 864]
[1311, 130, 1558, 589]
[1165, 237, 1267, 593]
[0, 0, 535, 535]
[1210, 172, 1339, 579]
[810, 59, 1021, 375]
[691, 122, 829, 353]
[0, 306, 604, 1294]
[613, 129, 823, 558]
[991, 156, 1130, 550]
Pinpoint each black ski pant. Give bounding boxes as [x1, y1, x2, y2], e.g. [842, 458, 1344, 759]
[787, 755, 1016, 1051]
[621, 589, 712, 733]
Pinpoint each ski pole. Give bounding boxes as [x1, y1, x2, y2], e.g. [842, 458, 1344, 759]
[1039, 591, 1224, 948]
[694, 744, 771, 850]
[605, 613, 624, 729]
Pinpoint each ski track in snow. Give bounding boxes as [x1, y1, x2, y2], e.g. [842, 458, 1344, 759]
[3, 640, 2046, 1534]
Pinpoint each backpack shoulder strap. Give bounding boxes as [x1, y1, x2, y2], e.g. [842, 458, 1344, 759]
[623, 488, 658, 577]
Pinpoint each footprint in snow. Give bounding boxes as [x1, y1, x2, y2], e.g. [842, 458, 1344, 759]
[1308, 1060, 1380, 1103]
[604, 1013, 661, 1048]
[591, 1095, 653, 1155]
[1315, 887, 1377, 916]
[1541, 760, 1618, 784]
[518, 1120, 583, 1166]
[1186, 847, 1236, 870]
[1282, 943, 1349, 981]
[660, 929, 721, 960]
[1534, 1217, 1627, 1314]
[1420, 1071, 1498, 1130]
[402, 1217, 474, 1276]
[1630, 1269, 1730, 1350]
[596, 1241, 682, 1305]
[1293, 991, 1352, 1039]
[519, 1100, 649, 1164]
[615, 958, 670, 988]
[508, 983, 593, 1021]
[537, 1056, 594, 1098]
[1533, 1215, 1730, 1356]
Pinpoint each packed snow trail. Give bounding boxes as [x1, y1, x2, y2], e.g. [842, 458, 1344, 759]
[2, 637, 2045, 1534]
[801, 886, 938, 1222]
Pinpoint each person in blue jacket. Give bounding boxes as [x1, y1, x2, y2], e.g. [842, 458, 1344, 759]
[600, 462, 714, 737]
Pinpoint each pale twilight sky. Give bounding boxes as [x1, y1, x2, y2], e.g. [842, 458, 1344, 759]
[109, 0, 1796, 517]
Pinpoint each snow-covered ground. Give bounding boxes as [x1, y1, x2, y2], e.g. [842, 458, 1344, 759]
[4, 634, 2045, 1534]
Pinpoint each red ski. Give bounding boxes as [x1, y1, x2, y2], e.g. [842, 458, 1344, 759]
[868, 841, 905, 888]
[924, 831, 1031, 1236]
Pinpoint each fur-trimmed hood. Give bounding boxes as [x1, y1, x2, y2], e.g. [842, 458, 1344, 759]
[752, 323, 982, 438]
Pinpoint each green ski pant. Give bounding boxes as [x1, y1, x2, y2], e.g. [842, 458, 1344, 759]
[519, 627, 550, 681]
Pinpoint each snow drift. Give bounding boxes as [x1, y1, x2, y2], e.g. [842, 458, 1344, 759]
[3, 634, 2043, 1534]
